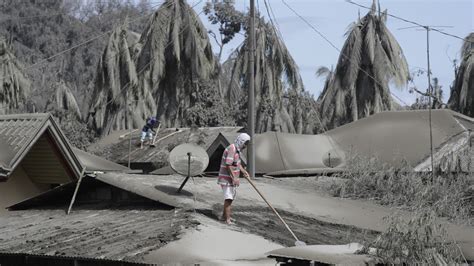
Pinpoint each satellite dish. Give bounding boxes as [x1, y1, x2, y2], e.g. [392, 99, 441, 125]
[169, 143, 209, 193]
[169, 143, 209, 176]
[322, 149, 345, 168]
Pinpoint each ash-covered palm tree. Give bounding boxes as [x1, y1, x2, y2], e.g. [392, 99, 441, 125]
[448, 33, 474, 117]
[45, 80, 82, 120]
[88, 20, 155, 136]
[0, 38, 30, 115]
[229, 19, 303, 133]
[315, 66, 334, 106]
[135, 0, 216, 127]
[318, 0, 409, 129]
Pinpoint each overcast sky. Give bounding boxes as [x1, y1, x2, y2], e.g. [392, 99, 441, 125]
[192, 0, 473, 106]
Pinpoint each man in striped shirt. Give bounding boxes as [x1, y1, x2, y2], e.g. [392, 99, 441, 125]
[217, 133, 251, 225]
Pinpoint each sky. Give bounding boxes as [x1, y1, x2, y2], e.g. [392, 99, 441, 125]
[191, 0, 473, 106]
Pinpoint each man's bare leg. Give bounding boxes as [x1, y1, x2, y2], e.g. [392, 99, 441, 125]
[222, 199, 233, 223]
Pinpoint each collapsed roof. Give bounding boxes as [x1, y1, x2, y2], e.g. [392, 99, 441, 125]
[325, 109, 474, 170]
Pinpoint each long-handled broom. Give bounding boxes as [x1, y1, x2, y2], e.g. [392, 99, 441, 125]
[243, 175, 306, 246]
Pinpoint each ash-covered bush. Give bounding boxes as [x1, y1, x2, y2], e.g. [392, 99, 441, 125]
[361, 208, 465, 265]
[329, 154, 473, 223]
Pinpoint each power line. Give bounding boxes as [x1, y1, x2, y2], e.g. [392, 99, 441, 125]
[281, 0, 410, 107]
[263, 0, 283, 40]
[345, 0, 474, 45]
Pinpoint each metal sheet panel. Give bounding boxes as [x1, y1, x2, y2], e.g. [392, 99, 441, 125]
[266, 243, 377, 265]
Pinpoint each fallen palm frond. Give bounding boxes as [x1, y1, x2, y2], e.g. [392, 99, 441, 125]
[318, 0, 409, 130]
[45, 81, 82, 120]
[0, 37, 30, 115]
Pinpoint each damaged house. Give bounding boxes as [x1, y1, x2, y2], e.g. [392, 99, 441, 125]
[0, 113, 83, 211]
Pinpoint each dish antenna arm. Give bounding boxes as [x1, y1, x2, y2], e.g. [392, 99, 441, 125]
[177, 152, 192, 193]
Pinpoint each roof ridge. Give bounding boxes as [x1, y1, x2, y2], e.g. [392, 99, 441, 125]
[0, 113, 50, 120]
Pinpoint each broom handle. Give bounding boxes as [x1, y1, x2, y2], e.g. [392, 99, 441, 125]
[152, 123, 161, 144]
[243, 175, 300, 242]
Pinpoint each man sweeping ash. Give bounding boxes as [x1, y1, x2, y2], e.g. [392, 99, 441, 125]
[140, 116, 159, 149]
[217, 133, 251, 225]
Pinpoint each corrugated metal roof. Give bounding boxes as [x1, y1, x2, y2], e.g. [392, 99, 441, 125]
[72, 147, 130, 172]
[0, 209, 196, 263]
[96, 172, 196, 208]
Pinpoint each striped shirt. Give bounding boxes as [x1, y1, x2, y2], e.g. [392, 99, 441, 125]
[217, 144, 241, 186]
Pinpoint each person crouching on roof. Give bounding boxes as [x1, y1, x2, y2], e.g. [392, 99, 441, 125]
[140, 116, 159, 148]
[217, 133, 251, 225]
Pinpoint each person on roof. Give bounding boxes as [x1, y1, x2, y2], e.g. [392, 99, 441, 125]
[140, 116, 159, 148]
[217, 133, 251, 225]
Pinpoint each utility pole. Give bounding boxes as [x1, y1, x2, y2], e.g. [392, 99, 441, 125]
[424, 26, 434, 176]
[399, 25, 452, 176]
[127, 97, 132, 169]
[248, 0, 256, 177]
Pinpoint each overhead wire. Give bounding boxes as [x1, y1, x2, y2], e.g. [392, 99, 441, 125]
[345, 0, 474, 45]
[263, 0, 283, 40]
[281, 0, 410, 107]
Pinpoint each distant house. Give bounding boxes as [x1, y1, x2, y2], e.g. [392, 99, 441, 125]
[0, 113, 83, 211]
[0, 113, 129, 212]
[205, 132, 243, 173]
